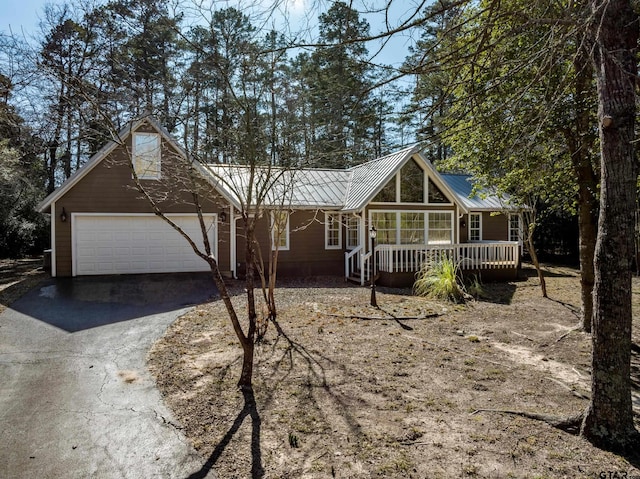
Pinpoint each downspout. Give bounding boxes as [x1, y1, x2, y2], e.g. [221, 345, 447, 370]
[361, 209, 367, 252]
[51, 202, 57, 277]
[456, 206, 460, 244]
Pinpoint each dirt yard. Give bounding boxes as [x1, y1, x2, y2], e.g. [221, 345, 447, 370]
[148, 265, 640, 478]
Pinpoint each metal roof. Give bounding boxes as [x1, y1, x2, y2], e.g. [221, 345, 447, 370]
[342, 144, 421, 211]
[38, 111, 514, 216]
[440, 174, 515, 211]
[204, 164, 351, 209]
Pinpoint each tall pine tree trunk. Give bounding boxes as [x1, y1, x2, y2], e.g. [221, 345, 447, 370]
[581, 0, 639, 451]
[571, 43, 598, 333]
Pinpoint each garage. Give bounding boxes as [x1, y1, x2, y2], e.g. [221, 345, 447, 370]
[73, 214, 216, 276]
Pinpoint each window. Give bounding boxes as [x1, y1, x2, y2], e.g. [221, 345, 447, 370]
[373, 177, 396, 202]
[400, 160, 424, 203]
[325, 213, 342, 249]
[346, 216, 360, 250]
[371, 212, 397, 244]
[428, 212, 453, 244]
[427, 178, 448, 203]
[400, 212, 425, 244]
[271, 211, 289, 250]
[469, 213, 481, 241]
[371, 211, 453, 246]
[509, 214, 521, 243]
[133, 133, 161, 179]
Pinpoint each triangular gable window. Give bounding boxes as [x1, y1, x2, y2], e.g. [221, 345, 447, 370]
[428, 178, 448, 203]
[400, 159, 424, 203]
[373, 177, 396, 202]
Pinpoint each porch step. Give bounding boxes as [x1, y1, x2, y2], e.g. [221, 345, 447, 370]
[346, 275, 363, 284]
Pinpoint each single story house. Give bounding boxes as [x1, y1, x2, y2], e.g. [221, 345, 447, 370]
[38, 116, 522, 286]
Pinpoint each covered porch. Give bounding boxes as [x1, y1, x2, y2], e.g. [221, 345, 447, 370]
[345, 241, 521, 287]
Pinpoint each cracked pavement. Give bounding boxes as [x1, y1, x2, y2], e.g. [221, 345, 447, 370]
[0, 274, 216, 479]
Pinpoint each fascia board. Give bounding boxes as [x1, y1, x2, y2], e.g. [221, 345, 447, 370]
[37, 117, 150, 213]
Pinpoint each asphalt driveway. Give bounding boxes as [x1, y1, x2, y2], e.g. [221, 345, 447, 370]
[0, 273, 217, 479]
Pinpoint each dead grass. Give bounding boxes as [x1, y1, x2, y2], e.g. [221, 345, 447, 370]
[149, 266, 640, 478]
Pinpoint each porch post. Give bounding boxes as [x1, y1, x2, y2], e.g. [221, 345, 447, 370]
[370, 226, 378, 307]
[230, 202, 237, 279]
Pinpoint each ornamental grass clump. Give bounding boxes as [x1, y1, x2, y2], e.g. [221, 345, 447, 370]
[413, 257, 467, 303]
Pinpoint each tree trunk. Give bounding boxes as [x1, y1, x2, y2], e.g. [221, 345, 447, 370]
[581, 0, 639, 451]
[571, 43, 599, 333]
[238, 339, 255, 390]
[239, 217, 258, 389]
[523, 212, 547, 298]
[525, 224, 547, 298]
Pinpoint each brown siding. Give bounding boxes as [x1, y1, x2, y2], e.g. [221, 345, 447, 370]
[460, 212, 510, 242]
[460, 214, 469, 242]
[236, 210, 345, 277]
[54, 122, 231, 276]
[480, 212, 509, 241]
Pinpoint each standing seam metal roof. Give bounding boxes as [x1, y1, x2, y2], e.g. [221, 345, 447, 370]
[440, 174, 515, 210]
[204, 164, 351, 209]
[342, 144, 421, 211]
[204, 149, 513, 212]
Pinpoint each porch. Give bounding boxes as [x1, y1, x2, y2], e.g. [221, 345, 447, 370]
[345, 241, 521, 287]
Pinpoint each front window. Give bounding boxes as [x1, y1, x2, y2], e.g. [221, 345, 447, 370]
[371, 211, 453, 246]
[371, 212, 397, 244]
[400, 160, 424, 203]
[427, 178, 448, 203]
[400, 212, 425, 244]
[346, 216, 360, 249]
[509, 214, 521, 243]
[271, 211, 289, 251]
[469, 213, 481, 241]
[373, 177, 396, 202]
[428, 212, 453, 244]
[133, 132, 161, 179]
[325, 213, 342, 249]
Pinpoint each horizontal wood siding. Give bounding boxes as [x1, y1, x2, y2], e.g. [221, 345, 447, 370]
[54, 122, 230, 276]
[460, 212, 510, 243]
[481, 212, 508, 241]
[236, 210, 345, 277]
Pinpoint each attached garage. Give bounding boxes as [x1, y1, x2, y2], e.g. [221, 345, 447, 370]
[72, 214, 216, 276]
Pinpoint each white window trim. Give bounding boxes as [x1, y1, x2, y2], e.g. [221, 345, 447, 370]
[324, 212, 342, 250]
[346, 215, 360, 250]
[369, 209, 454, 245]
[426, 210, 455, 245]
[426, 176, 454, 206]
[271, 211, 290, 251]
[369, 168, 453, 206]
[509, 213, 522, 245]
[469, 212, 482, 241]
[132, 132, 161, 180]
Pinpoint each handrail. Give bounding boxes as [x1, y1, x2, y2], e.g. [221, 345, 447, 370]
[344, 245, 363, 279]
[361, 251, 372, 285]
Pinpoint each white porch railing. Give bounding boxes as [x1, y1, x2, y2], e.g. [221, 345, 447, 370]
[375, 242, 520, 274]
[344, 245, 362, 279]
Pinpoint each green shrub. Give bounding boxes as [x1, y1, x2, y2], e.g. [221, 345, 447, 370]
[413, 257, 467, 303]
[466, 274, 486, 299]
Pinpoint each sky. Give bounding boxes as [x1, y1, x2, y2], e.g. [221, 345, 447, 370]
[1, 0, 55, 36]
[1, 0, 415, 68]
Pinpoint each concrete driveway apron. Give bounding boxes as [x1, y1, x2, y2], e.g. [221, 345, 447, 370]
[0, 274, 216, 479]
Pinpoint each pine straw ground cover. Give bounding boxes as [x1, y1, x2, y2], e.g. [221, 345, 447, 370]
[148, 266, 640, 478]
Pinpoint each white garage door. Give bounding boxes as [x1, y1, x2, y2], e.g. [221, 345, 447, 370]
[73, 214, 216, 276]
